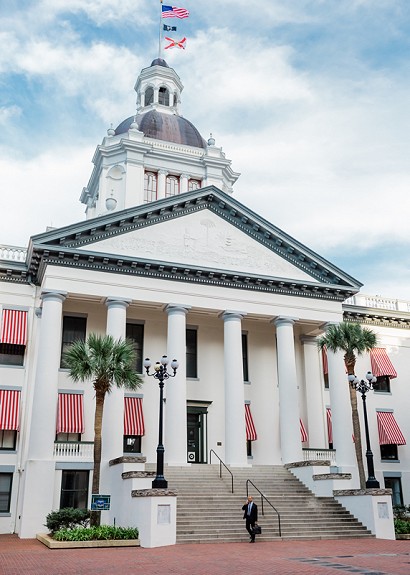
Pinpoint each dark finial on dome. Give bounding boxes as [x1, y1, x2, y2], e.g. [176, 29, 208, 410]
[150, 58, 169, 68]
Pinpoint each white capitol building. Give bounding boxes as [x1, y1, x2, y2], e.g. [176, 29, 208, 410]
[0, 57, 408, 542]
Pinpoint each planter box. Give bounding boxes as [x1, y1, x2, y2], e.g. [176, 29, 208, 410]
[396, 534, 410, 540]
[37, 533, 140, 549]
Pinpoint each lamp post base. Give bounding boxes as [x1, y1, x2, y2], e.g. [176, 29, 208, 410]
[152, 478, 168, 489]
[365, 478, 380, 489]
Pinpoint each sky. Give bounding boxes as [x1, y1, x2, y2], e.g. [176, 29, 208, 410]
[1, 0, 410, 299]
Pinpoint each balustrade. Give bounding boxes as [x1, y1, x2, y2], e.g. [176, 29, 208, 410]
[53, 441, 94, 460]
[0, 244, 27, 262]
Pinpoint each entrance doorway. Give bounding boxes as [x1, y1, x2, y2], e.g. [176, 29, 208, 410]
[187, 405, 208, 464]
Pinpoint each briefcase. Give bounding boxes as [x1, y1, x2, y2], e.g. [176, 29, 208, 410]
[252, 525, 262, 535]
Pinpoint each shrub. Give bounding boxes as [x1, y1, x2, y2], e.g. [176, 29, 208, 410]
[393, 505, 410, 520]
[45, 508, 90, 534]
[394, 518, 410, 534]
[53, 525, 139, 541]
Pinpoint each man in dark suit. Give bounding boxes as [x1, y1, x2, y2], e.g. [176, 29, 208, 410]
[242, 495, 258, 542]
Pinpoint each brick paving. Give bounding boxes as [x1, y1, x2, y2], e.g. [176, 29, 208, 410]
[0, 535, 410, 575]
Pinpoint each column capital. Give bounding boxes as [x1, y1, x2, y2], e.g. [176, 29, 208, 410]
[300, 335, 319, 346]
[158, 169, 168, 176]
[219, 310, 246, 321]
[105, 297, 131, 309]
[180, 173, 189, 180]
[40, 290, 67, 304]
[272, 316, 299, 328]
[165, 304, 191, 316]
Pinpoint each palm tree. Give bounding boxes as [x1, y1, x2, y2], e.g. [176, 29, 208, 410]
[318, 322, 377, 489]
[63, 333, 143, 526]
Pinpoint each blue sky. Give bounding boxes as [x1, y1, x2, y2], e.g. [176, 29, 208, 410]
[1, 0, 410, 299]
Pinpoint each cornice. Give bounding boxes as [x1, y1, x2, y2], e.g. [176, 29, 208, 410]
[343, 305, 410, 329]
[30, 246, 355, 301]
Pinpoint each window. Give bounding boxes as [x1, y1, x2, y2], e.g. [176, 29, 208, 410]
[323, 373, 329, 389]
[55, 433, 81, 443]
[380, 444, 398, 461]
[188, 179, 201, 191]
[126, 323, 144, 374]
[0, 431, 17, 451]
[374, 375, 391, 393]
[242, 333, 249, 382]
[144, 172, 157, 203]
[60, 316, 86, 367]
[60, 470, 89, 509]
[384, 476, 403, 506]
[158, 86, 170, 106]
[145, 86, 154, 106]
[186, 329, 197, 378]
[0, 473, 13, 513]
[123, 435, 142, 453]
[166, 175, 180, 197]
[0, 344, 25, 366]
[246, 439, 252, 457]
[0, 309, 27, 366]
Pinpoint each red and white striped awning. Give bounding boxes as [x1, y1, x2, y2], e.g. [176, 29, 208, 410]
[124, 397, 145, 436]
[322, 346, 328, 375]
[56, 393, 85, 434]
[0, 389, 21, 431]
[377, 411, 406, 445]
[326, 408, 333, 444]
[245, 403, 257, 441]
[300, 418, 308, 443]
[370, 348, 397, 379]
[0, 309, 28, 345]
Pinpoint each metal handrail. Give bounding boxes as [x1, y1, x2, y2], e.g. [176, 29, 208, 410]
[246, 479, 281, 537]
[209, 449, 234, 493]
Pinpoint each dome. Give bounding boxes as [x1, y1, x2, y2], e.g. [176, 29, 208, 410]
[150, 58, 169, 68]
[115, 110, 207, 149]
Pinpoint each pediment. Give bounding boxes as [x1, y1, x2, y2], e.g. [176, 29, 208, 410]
[28, 186, 362, 298]
[78, 209, 315, 282]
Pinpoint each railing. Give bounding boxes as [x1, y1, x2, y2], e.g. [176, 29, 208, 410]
[53, 441, 94, 460]
[209, 449, 234, 493]
[246, 479, 281, 537]
[0, 244, 27, 262]
[344, 293, 410, 313]
[302, 448, 336, 465]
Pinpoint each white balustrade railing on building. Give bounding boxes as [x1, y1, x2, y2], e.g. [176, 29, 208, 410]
[53, 441, 94, 460]
[364, 296, 398, 310]
[302, 448, 336, 465]
[0, 244, 27, 262]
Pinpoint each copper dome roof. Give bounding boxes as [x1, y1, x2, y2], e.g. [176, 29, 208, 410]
[115, 110, 207, 149]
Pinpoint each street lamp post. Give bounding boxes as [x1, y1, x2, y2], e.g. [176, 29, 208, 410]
[348, 371, 380, 489]
[143, 355, 179, 489]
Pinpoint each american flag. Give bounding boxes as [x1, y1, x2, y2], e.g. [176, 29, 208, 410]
[162, 5, 189, 19]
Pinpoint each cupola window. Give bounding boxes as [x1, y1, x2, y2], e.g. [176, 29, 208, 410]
[144, 171, 157, 203]
[158, 86, 170, 106]
[145, 87, 154, 106]
[166, 175, 180, 197]
[188, 179, 201, 191]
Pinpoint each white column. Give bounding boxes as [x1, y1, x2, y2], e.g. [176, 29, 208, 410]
[327, 348, 358, 481]
[274, 317, 303, 464]
[102, 298, 131, 463]
[165, 304, 190, 465]
[157, 169, 168, 200]
[28, 291, 67, 459]
[300, 336, 327, 449]
[222, 311, 248, 467]
[180, 173, 189, 194]
[20, 290, 66, 538]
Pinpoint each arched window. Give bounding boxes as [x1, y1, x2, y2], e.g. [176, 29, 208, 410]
[166, 175, 180, 197]
[158, 86, 170, 106]
[145, 87, 154, 106]
[144, 171, 157, 203]
[188, 179, 201, 191]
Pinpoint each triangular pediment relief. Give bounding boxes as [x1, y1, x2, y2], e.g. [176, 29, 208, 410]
[77, 210, 315, 282]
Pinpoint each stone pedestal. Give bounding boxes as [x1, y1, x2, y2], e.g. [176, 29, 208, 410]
[334, 489, 395, 540]
[130, 489, 177, 548]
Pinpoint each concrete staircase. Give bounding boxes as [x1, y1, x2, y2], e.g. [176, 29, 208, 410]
[163, 465, 373, 543]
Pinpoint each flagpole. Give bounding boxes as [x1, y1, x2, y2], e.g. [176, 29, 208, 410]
[158, 0, 163, 59]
